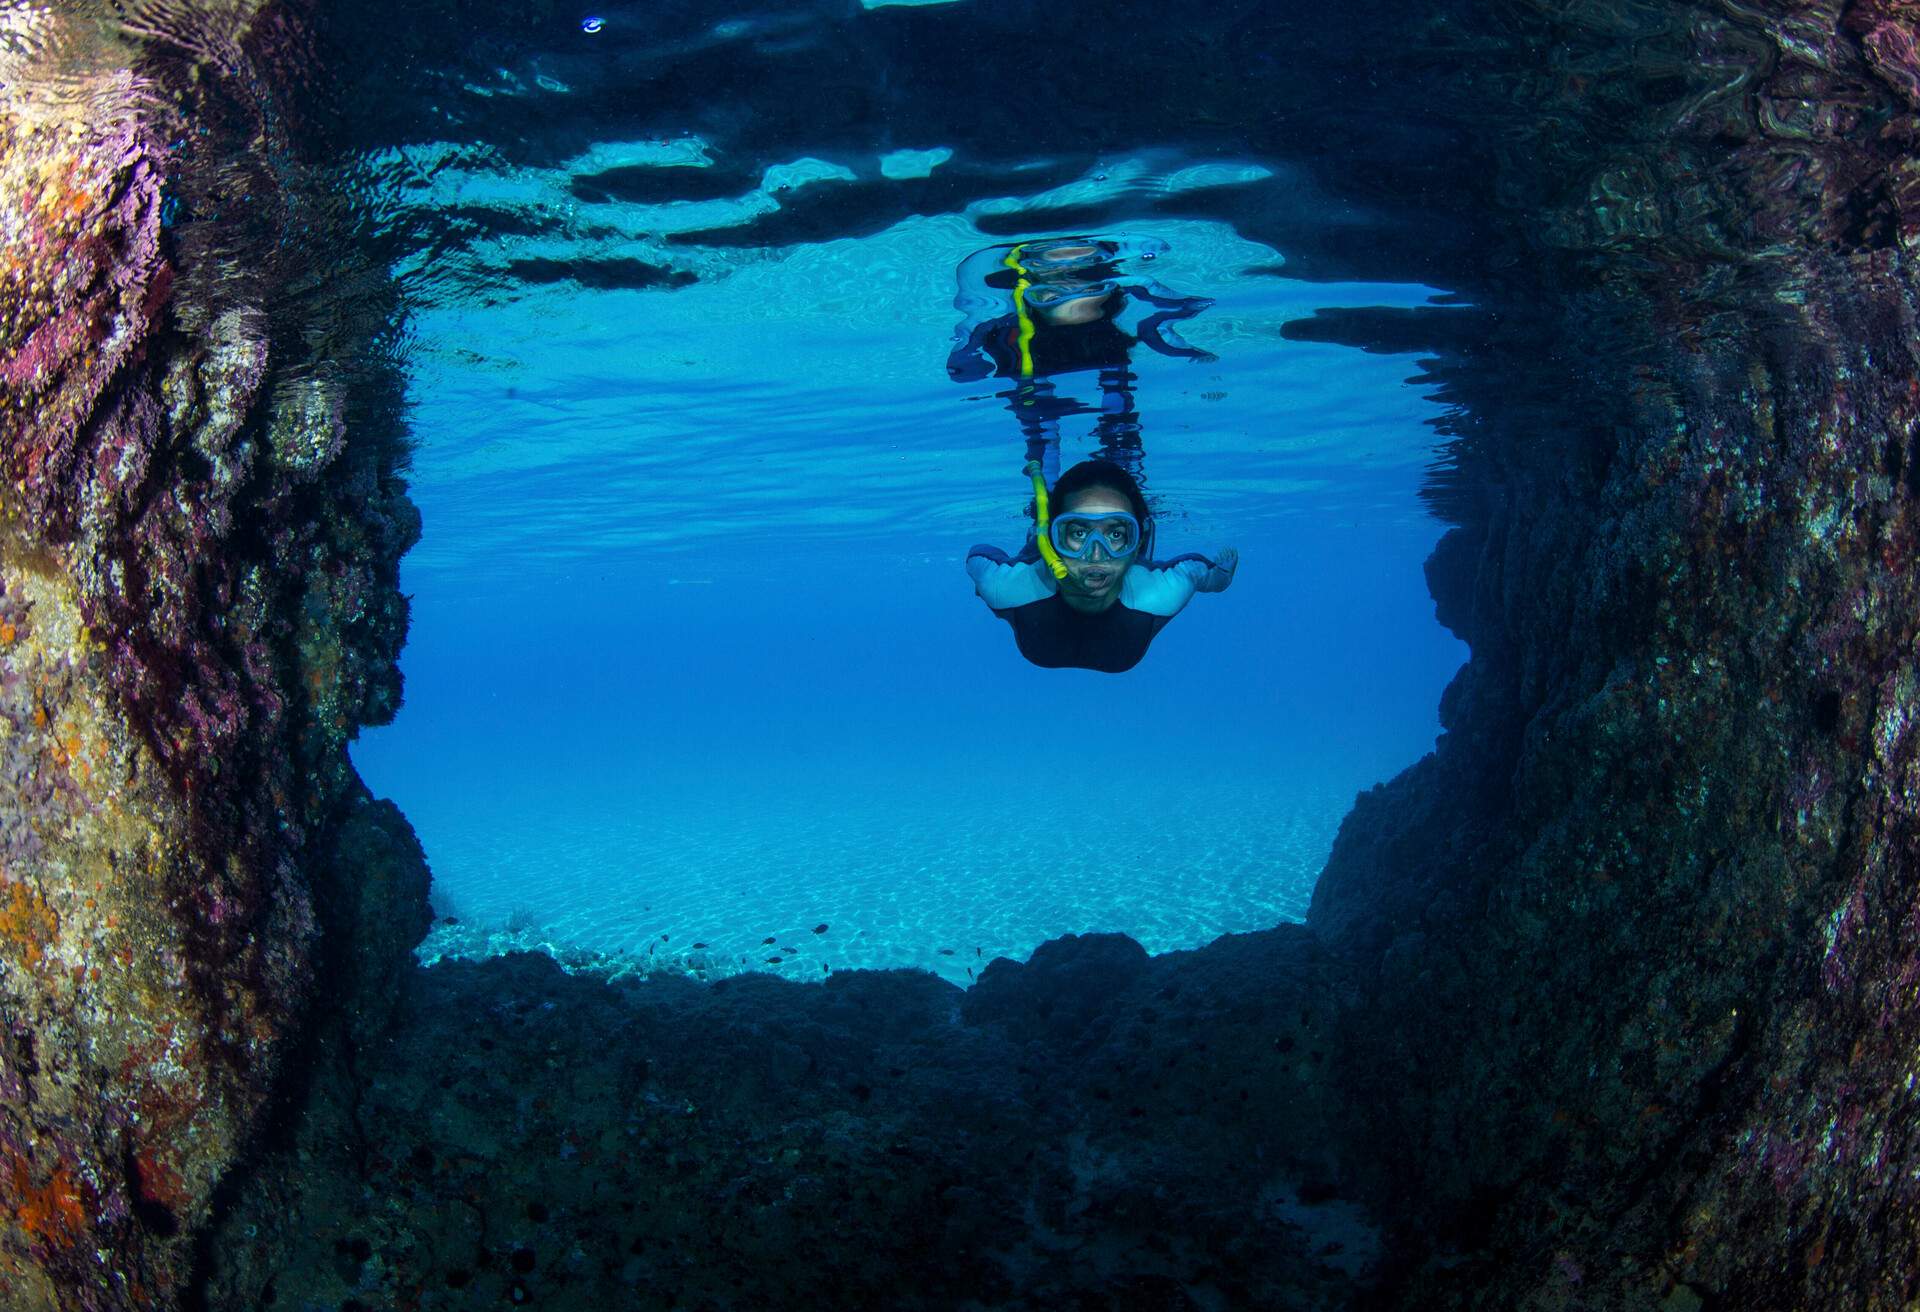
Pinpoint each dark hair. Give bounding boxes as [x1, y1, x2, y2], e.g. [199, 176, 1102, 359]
[1050, 459, 1155, 561]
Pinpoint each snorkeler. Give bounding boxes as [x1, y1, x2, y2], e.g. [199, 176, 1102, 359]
[947, 237, 1215, 485]
[965, 458, 1236, 673]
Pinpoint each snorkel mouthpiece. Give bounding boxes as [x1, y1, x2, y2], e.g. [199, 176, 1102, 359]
[1024, 461, 1070, 580]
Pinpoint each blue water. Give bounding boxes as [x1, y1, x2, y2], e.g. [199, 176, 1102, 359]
[348, 179, 1466, 985]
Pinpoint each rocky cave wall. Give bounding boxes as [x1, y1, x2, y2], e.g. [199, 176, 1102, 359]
[1305, 3, 1920, 1306]
[0, 6, 423, 1307]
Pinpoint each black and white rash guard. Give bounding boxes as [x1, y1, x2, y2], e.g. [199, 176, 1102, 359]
[965, 540, 1235, 673]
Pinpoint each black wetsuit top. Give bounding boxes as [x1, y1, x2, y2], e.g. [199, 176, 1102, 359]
[965, 541, 1235, 673]
[947, 285, 1215, 384]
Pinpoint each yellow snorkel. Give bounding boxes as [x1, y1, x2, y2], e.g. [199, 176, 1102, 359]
[1002, 242, 1038, 379]
[1006, 243, 1066, 579]
[1025, 460, 1070, 580]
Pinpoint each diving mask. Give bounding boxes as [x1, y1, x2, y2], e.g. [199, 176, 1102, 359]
[1049, 509, 1141, 561]
[1021, 242, 1117, 274]
[1024, 278, 1117, 309]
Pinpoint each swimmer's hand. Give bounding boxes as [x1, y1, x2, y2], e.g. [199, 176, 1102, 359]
[1216, 546, 1238, 572]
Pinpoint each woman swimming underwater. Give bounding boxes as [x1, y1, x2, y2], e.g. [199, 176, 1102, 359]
[965, 458, 1237, 673]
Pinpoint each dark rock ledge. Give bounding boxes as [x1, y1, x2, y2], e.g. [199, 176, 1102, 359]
[4, 2, 1920, 1310]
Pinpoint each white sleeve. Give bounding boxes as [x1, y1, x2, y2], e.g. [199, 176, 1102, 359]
[1184, 554, 1236, 594]
[965, 547, 1055, 610]
[1119, 553, 1233, 617]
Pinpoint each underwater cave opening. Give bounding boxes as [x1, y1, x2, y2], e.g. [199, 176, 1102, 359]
[344, 239, 1468, 984]
[330, 0, 1475, 988]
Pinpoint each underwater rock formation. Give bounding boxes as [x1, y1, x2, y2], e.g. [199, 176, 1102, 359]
[8, 0, 1920, 1310]
[1306, 4, 1920, 1306]
[201, 934, 1364, 1309]
[0, 6, 420, 1307]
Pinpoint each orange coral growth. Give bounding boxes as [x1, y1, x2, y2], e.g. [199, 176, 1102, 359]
[5, 1157, 89, 1248]
[46, 732, 93, 783]
[0, 882, 57, 969]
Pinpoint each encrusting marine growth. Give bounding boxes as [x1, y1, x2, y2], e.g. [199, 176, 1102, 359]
[0, 8, 421, 1306]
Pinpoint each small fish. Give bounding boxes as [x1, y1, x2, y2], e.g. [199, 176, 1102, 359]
[782, 946, 797, 954]
[938, 949, 955, 956]
[691, 942, 707, 950]
[764, 956, 784, 965]
[821, 963, 830, 974]
[660, 934, 669, 942]
[966, 967, 974, 980]
[762, 936, 776, 945]
[812, 923, 829, 934]
[975, 947, 981, 957]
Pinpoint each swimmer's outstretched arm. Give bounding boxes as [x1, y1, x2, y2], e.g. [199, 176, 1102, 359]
[1122, 548, 1238, 618]
[1194, 546, 1238, 591]
[946, 318, 1001, 382]
[1124, 285, 1217, 362]
[1164, 548, 1236, 594]
[1131, 280, 1212, 310]
[965, 542, 1055, 611]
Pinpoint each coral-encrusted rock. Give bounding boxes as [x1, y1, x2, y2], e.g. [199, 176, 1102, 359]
[1305, 6, 1920, 1307]
[201, 933, 1365, 1311]
[0, 9, 421, 1307]
[962, 931, 1150, 1051]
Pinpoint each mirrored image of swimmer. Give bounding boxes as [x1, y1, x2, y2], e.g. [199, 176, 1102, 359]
[966, 458, 1237, 673]
[946, 236, 1216, 486]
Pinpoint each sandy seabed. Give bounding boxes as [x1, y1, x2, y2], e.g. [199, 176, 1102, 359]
[412, 768, 1351, 983]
